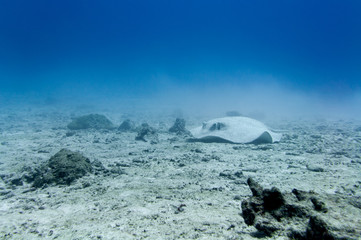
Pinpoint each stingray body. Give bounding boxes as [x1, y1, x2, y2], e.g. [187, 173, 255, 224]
[190, 116, 282, 144]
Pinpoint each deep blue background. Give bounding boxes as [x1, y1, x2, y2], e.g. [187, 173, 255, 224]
[1, 0, 360, 101]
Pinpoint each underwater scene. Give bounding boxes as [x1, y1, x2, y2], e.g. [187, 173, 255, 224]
[1, 1, 361, 239]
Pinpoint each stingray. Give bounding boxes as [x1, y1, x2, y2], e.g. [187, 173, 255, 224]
[190, 116, 282, 144]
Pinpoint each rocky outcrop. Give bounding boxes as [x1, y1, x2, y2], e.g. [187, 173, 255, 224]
[241, 177, 357, 239]
[168, 118, 191, 136]
[118, 119, 135, 132]
[29, 149, 104, 188]
[135, 123, 158, 143]
[67, 114, 115, 130]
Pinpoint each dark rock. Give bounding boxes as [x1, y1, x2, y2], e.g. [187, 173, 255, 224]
[115, 162, 131, 167]
[169, 118, 191, 135]
[174, 204, 187, 214]
[240, 178, 351, 239]
[135, 123, 158, 142]
[306, 216, 335, 240]
[10, 177, 23, 186]
[310, 197, 328, 213]
[65, 131, 76, 137]
[201, 157, 210, 162]
[263, 187, 285, 211]
[118, 119, 135, 132]
[227, 224, 236, 230]
[247, 177, 263, 197]
[193, 149, 202, 153]
[31, 149, 93, 188]
[241, 200, 258, 225]
[67, 114, 115, 130]
[292, 189, 328, 215]
[292, 188, 308, 201]
[282, 204, 308, 218]
[255, 219, 281, 236]
[234, 195, 242, 200]
[288, 229, 307, 240]
[234, 171, 243, 178]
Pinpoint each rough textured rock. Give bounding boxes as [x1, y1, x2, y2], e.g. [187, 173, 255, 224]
[241, 177, 353, 239]
[67, 114, 115, 130]
[135, 123, 158, 143]
[168, 118, 191, 135]
[30, 149, 95, 188]
[118, 119, 135, 132]
[306, 216, 335, 240]
[247, 177, 263, 197]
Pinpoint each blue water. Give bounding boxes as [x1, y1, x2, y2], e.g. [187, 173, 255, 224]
[1, 0, 360, 118]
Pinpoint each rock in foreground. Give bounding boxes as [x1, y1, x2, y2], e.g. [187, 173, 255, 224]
[31, 149, 94, 188]
[241, 177, 359, 239]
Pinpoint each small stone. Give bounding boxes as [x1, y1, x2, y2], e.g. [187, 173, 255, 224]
[292, 188, 308, 201]
[234, 195, 242, 200]
[310, 197, 328, 213]
[65, 131, 75, 137]
[234, 171, 243, 178]
[307, 165, 325, 172]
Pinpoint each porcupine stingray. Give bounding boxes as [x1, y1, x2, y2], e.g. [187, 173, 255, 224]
[190, 116, 282, 144]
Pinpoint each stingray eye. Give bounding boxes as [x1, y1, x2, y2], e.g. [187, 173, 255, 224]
[209, 123, 217, 131]
[209, 122, 226, 131]
[217, 122, 226, 130]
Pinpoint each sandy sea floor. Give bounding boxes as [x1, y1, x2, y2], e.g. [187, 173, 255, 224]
[0, 104, 361, 239]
